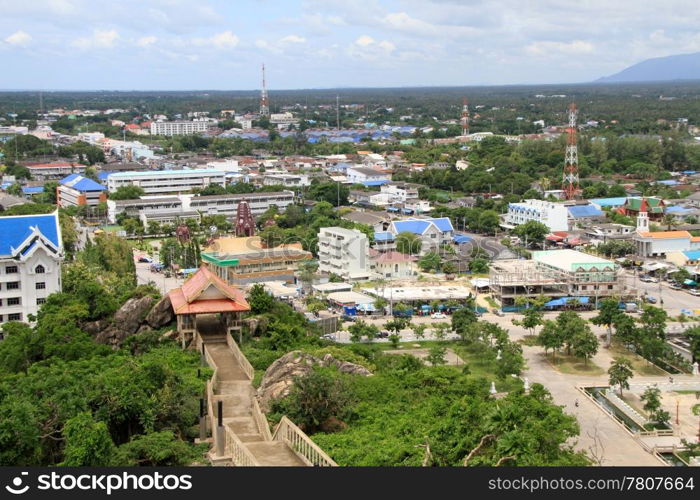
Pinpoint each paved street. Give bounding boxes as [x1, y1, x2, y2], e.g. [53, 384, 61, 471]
[623, 271, 700, 315]
[134, 261, 185, 295]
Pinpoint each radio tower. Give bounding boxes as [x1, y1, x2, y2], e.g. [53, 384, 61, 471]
[460, 98, 470, 136]
[562, 103, 579, 200]
[259, 63, 269, 117]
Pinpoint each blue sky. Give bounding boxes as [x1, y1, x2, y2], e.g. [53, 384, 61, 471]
[2, 0, 700, 90]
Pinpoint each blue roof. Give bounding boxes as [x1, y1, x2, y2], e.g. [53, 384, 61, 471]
[393, 220, 431, 235]
[682, 170, 697, 175]
[657, 179, 679, 186]
[589, 197, 627, 207]
[22, 186, 44, 194]
[666, 206, 692, 214]
[374, 232, 395, 242]
[59, 174, 107, 192]
[453, 234, 472, 244]
[431, 217, 454, 232]
[0, 213, 60, 257]
[682, 250, 700, 260]
[568, 205, 604, 218]
[362, 180, 389, 187]
[98, 171, 116, 181]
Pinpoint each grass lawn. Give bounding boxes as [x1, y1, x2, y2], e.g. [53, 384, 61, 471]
[544, 352, 605, 376]
[484, 296, 499, 309]
[519, 335, 539, 347]
[606, 342, 667, 376]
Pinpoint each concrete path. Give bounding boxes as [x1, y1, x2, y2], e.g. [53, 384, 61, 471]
[199, 318, 306, 467]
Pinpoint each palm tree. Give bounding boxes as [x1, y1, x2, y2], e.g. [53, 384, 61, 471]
[661, 214, 679, 231]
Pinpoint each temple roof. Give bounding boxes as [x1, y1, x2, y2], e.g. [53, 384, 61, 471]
[168, 266, 250, 315]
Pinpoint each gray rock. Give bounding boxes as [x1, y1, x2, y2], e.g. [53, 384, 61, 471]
[113, 296, 155, 335]
[145, 295, 174, 328]
[82, 320, 110, 336]
[257, 350, 371, 411]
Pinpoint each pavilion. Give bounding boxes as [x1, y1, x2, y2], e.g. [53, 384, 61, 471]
[168, 266, 250, 346]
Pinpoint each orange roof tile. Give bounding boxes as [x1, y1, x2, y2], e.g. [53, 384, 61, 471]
[168, 266, 249, 315]
[637, 231, 691, 239]
[692, 237, 700, 242]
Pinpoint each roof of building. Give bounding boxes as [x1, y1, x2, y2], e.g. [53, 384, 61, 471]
[624, 197, 665, 213]
[374, 231, 395, 242]
[0, 212, 61, 256]
[665, 205, 693, 214]
[168, 266, 249, 315]
[0, 193, 28, 209]
[26, 162, 86, 169]
[532, 249, 616, 272]
[636, 231, 691, 239]
[682, 250, 700, 260]
[22, 186, 45, 194]
[342, 211, 389, 226]
[589, 197, 627, 207]
[372, 251, 415, 264]
[392, 217, 454, 235]
[108, 168, 225, 178]
[347, 166, 388, 177]
[568, 204, 604, 218]
[59, 173, 107, 192]
[203, 236, 312, 266]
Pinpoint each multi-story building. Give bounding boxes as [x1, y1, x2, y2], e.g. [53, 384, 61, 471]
[489, 249, 624, 307]
[150, 121, 215, 136]
[57, 174, 108, 207]
[389, 217, 454, 254]
[502, 199, 569, 232]
[107, 169, 226, 195]
[381, 182, 420, 203]
[25, 162, 87, 180]
[317, 227, 371, 280]
[262, 174, 310, 188]
[346, 167, 391, 186]
[202, 236, 313, 285]
[107, 191, 295, 224]
[0, 212, 63, 325]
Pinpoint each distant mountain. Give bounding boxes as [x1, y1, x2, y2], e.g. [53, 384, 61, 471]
[597, 52, 700, 83]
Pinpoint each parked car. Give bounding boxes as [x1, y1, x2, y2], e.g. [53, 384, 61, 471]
[378, 330, 389, 338]
[645, 296, 657, 304]
[640, 275, 656, 283]
[493, 309, 505, 317]
[138, 256, 152, 263]
[321, 333, 335, 341]
[431, 312, 447, 319]
[341, 314, 356, 322]
[669, 283, 682, 290]
[689, 289, 700, 297]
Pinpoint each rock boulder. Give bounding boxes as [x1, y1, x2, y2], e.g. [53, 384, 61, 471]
[113, 296, 155, 335]
[257, 350, 371, 411]
[145, 295, 175, 328]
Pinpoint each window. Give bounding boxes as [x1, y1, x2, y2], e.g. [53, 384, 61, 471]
[36, 298, 46, 305]
[7, 298, 20, 306]
[6, 282, 19, 290]
[5, 266, 18, 274]
[36, 282, 46, 290]
[8, 313, 21, 321]
[608, 285, 614, 290]
[35, 265, 45, 274]
[0, 315, 3, 323]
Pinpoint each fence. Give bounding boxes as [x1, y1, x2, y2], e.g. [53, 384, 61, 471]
[272, 416, 338, 467]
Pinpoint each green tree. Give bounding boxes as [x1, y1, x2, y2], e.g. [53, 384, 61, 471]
[308, 182, 349, 206]
[639, 305, 668, 340]
[571, 327, 599, 366]
[109, 185, 145, 200]
[412, 323, 427, 340]
[513, 220, 550, 247]
[61, 412, 115, 466]
[538, 320, 564, 361]
[396, 232, 422, 255]
[348, 320, 379, 343]
[442, 261, 457, 275]
[495, 341, 525, 379]
[248, 284, 274, 314]
[468, 258, 489, 273]
[512, 306, 544, 337]
[426, 345, 447, 366]
[418, 251, 442, 272]
[591, 298, 622, 346]
[608, 357, 633, 397]
[640, 386, 670, 424]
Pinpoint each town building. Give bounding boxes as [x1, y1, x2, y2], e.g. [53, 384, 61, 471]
[317, 227, 371, 281]
[106, 190, 295, 224]
[370, 250, 417, 279]
[346, 167, 391, 186]
[633, 210, 700, 257]
[107, 169, 226, 195]
[202, 236, 313, 285]
[349, 190, 390, 207]
[373, 232, 396, 253]
[150, 121, 215, 136]
[619, 197, 666, 220]
[57, 174, 108, 207]
[341, 210, 391, 233]
[666, 250, 700, 268]
[389, 217, 454, 254]
[25, 162, 87, 180]
[0, 212, 63, 325]
[489, 249, 624, 307]
[502, 199, 569, 232]
[380, 182, 420, 203]
[261, 174, 310, 187]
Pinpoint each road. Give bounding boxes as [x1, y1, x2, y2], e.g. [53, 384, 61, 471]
[134, 261, 185, 295]
[623, 271, 700, 315]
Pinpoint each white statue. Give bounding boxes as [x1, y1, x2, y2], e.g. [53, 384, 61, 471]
[490, 382, 497, 395]
[693, 361, 699, 377]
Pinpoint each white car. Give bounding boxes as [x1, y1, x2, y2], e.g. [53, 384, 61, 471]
[689, 289, 700, 297]
[431, 312, 447, 319]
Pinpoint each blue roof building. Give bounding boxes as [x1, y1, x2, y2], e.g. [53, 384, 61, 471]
[22, 186, 45, 196]
[57, 174, 108, 208]
[389, 217, 455, 254]
[567, 204, 604, 218]
[588, 197, 627, 208]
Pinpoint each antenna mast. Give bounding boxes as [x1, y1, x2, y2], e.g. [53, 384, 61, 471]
[259, 64, 269, 117]
[461, 98, 469, 136]
[562, 103, 579, 200]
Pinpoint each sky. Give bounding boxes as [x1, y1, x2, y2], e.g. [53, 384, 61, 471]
[2, 0, 700, 90]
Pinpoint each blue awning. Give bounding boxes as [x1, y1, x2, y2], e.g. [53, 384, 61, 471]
[683, 279, 697, 286]
[544, 296, 589, 307]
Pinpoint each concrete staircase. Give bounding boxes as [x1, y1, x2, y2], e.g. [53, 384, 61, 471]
[200, 326, 306, 466]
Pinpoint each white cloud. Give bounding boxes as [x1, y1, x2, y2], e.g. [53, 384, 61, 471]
[4, 30, 32, 46]
[136, 35, 156, 47]
[525, 40, 594, 57]
[192, 30, 239, 49]
[355, 35, 375, 47]
[349, 34, 397, 61]
[71, 29, 119, 49]
[279, 34, 306, 44]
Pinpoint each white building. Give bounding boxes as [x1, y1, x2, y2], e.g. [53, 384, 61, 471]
[633, 211, 700, 257]
[389, 217, 454, 254]
[317, 227, 371, 280]
[26, 162, 87, 181]
[0, 212, 63, 325]
[370, 251, 417, 280]
[346, 167, 391, 186]
[107, 169, 226, 195]
[57, 174, 108, 208]
[381, 182, 420, 203]
[262, 174, 310, 187]
[503, 199, 569, 232]
[150, 121, 214, 136]
[107, 190, 295, 224]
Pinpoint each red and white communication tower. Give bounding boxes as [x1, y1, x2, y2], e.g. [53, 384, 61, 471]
[461, 98, 470, 136]
[259, 63, 270, 117]
[562, 103, 579, 200]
